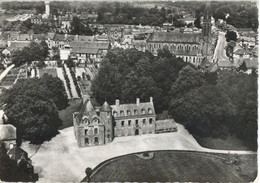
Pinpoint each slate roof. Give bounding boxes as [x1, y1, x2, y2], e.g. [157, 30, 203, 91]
[32, 34, 46, 40]
[147, 32, 201, 44]
[110, 98, 155, 119]
[218, 60, 238, 68]
[70, 41, 110, 54]
[0, 124, 16, 141]
[155, 119, 177, 131]
[7, 146, 29, 161]
[6, 41, 31, 52]
[75, 35, 94, 42]
[174, 49, 200, 56]
[17, 34, 32, 41]
[234, 48, 249, 55]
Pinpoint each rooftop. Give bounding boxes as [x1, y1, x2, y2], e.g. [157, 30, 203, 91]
[147, 32, 201, 44]
[0, 124, 16, 141]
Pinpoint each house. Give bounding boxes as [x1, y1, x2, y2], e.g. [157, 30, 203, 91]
[30, 15, 42, 24]
[2, 41, 31, 55]
[133, 40, 146, 52]
[0, 124, 16, 150]
[233, 48, 250, 59]
[200, 58, 218, 72]
[244, 57, 258, 74]
[7, 145, 38, 181]
[73, 97, 177, 148]
[70, 41, 110, 63]
[217, 60, 238, 70]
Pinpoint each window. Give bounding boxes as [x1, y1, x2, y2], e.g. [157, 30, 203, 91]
[134, 109, 138, 115]
[85, 138, 89, 144]
[141, 109, 145, 114]
[143, 119, 146, 124]
[149, 118, 153, 124]
[113, 111, 117, 117]
[114, 122, 116, 127]
[94, 137, 99, 143]
[120, 110, 125, 116]
[148, 108, 153, 114]
[136, 120, 138, 125]
[85, 129, 88, 135]
[107, 134, 110, 138]
[127, 110, 131, 116]
[121, 121, 124, 126]
[128, 120, 131, 126]
[107, 112, 110, 117]
[94, 128, 98, 134]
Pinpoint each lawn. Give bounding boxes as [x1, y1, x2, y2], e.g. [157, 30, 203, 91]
[59, 99, 82, 129]
[88, 151, 257, 182]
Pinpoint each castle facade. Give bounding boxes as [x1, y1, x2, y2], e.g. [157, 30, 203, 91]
[73, 97, 176, 147]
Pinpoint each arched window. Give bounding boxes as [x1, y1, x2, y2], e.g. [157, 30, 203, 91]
[141, 108, 145, 114]
[113, 111, 118, 117]
[92, 117, 100, 124]
[127, 110, 131, 116]
[82, 117, 90, 125]
[148, 108, 153, 114]
[134, 109, 138, 115]
[120, 110, 125, 117]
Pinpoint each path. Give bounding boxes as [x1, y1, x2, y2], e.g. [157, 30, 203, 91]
[213, 31, 229, 62]
[56, 68, 71, 99]
[64, 64, 79, 98]
[0, 64, 15, 82]
[21, 123, 256, 183]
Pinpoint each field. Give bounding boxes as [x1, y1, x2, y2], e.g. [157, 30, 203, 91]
[88, 151, 257, 182]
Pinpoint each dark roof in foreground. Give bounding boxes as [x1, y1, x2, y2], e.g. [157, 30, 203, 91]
[0, 124, 16, 141]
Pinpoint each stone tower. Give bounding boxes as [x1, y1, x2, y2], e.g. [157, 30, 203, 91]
[45, 0, 50, 17]
[100, 101, 114, 143]
[201, 1, 212, 60]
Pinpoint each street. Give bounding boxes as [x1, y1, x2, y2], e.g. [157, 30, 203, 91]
[213, 31, 229, 62]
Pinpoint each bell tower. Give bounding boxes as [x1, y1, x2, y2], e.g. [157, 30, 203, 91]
[201, 1, 212, 60]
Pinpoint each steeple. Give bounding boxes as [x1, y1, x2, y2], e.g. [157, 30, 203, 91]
[100, 101, 111, 112]
[86, 100, 94, 112]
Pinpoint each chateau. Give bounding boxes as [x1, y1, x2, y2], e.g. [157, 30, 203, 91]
[73, 97, 177, 147]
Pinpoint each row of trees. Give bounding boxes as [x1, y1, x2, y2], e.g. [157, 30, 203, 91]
[91, 48, 257, 150]
[1, 74, 68, 144]
[91, 48, 187, 113]
[168, 67, 257, 150]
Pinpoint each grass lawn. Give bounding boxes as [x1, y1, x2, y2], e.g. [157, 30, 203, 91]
[88, 151, 257, 182]
[194, 135, 251, 151]
[59, 99, 82, 129]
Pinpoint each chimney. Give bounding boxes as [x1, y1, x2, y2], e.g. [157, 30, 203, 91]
[136, 98, 140, 106]
[150, 97, 153, 103]
[116, 99, 120, 107]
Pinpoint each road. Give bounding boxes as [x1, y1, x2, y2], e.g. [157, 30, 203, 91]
[0, 64, 15, 82]
[213, 31, 229, 62]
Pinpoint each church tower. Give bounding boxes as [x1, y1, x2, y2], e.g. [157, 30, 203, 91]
[201, 1, 213, 60]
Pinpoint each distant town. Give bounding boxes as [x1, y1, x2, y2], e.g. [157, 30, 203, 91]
[0, 1, 258, 182]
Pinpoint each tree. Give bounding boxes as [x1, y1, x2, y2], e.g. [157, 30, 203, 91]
[225, 31, 237, 42]
[238, 61, 247, 72]
[0, 75, 67, 144]
[85, 167, 92, 181]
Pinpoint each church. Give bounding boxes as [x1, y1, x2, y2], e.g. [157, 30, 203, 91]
[146, 3, 213, 66]
[73, 97, 177, 147]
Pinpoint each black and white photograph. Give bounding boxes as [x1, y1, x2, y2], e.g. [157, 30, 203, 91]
[0, 0, 258, 182]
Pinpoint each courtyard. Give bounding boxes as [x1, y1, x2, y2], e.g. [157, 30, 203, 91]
[21, 123, 256, 182]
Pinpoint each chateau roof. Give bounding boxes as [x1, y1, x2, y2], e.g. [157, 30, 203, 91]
[100, 101, 111, 112]
[147, 32, 201, 44]
[110, 98, 155, 119]
[0, 124, 16, 141]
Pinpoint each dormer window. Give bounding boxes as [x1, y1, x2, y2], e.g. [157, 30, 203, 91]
[120, 110, 125, 117]
[127, 110, 131, 116]
[134, 109, 138, 115]
[148, 108, 153, 114]
[141, 109, 145, 114]
[113, 111, 117, 117]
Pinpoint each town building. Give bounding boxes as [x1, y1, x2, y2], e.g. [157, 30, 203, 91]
[146, 2, 213, 66]
[30, 15, 43, 25]
[73, 97, 177, 148]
